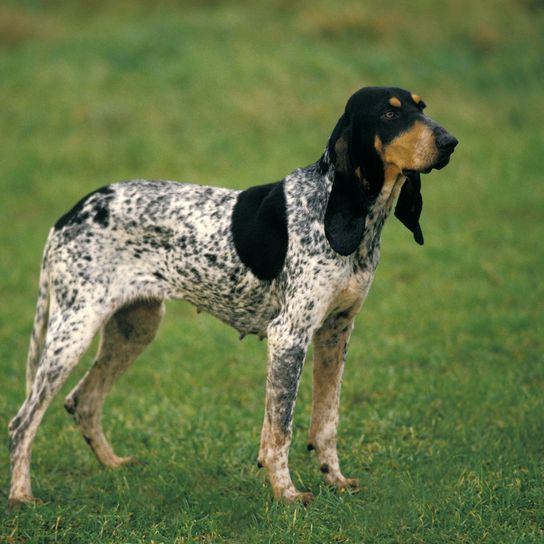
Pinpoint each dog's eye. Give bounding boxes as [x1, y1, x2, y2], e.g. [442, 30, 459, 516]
[382, 110, 398, 120]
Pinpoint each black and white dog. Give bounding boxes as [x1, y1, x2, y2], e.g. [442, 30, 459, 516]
[8, 86, 457, 507]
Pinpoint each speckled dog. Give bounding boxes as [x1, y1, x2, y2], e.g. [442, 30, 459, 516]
[8, 86, 457, 508]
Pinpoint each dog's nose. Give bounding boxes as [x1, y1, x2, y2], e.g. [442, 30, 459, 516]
[435, 131, 458, 151]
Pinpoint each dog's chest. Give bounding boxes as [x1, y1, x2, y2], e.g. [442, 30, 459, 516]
[325, 266, 376, 318]
[326, 202, 387, 317]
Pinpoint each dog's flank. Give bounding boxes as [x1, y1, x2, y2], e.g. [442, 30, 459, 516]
[8, 86, 457, 508]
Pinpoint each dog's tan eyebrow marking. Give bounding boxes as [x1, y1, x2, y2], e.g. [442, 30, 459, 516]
[411, 94, 422, 105]
[389, 97, 401, 108]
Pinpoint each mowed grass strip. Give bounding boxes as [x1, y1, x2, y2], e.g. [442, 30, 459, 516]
[1, 0, 543, 542]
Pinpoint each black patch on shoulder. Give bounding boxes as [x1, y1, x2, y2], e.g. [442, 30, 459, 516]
[54, 186, 114, 231]
[231, 181, 288, 281]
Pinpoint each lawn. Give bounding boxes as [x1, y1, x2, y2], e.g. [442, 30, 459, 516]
[1, 0, 543, 542]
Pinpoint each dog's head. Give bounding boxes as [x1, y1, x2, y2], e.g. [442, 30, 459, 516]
[324, 86, 458, 254]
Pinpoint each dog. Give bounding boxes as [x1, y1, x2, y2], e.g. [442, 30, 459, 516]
[8, 86, 457, 507]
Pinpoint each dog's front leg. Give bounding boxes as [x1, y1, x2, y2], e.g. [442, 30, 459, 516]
[258, 316, 313, 504]
[308, 310, 360, 491]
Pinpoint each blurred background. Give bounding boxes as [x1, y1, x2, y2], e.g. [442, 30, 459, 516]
[1, 1, 543, 542]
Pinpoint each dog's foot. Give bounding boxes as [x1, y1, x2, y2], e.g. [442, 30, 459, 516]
[96, 455, 139, 470]
[268, 476, 315, 505]
[325, 474, 360, 492]
[319, 464, 360, 492]
[7, 494, 41, 510]
[282, 489, 315, 505]
[335, 477, 360, 492]
[103, 455, 139, 469]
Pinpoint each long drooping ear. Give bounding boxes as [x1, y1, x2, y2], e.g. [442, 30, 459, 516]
[324, 114, 369, 256]
[394, 172, 424, 245]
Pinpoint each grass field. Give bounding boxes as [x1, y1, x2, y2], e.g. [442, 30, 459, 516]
[1, 0, 543, 542]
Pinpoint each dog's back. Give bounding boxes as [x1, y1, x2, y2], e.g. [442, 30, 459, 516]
[47, 179, 281, 333]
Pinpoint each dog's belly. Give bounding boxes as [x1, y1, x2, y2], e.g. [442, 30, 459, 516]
[184, 289, 280, 338]
[169, 266, 281, 338]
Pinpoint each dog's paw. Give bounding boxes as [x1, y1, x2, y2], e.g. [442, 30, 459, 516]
[282, 490, 315, 505]
[322, 467, 360, 493]
[337, 477, 360, 492]
[103, 455, 140, 469]
[327, 476, 360, 493]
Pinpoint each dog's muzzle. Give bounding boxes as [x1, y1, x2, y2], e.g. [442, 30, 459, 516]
[431, 127, 458, 170]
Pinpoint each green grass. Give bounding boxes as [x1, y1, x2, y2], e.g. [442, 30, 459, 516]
[1, 0, 543, 541]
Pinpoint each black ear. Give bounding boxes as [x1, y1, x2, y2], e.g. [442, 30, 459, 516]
[394, 172, 424, 245]
[324, 115, 370, 256]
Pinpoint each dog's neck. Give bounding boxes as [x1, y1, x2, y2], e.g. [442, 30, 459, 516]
[320, 150, 407, 264]
[356, 171, 406, 263]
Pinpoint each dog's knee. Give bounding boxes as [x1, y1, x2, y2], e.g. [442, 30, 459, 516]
[8, 403, 35, 455]
[64, 390, 79, 416]
[8, 414, 21, 434]
[64, 389, 100, 432]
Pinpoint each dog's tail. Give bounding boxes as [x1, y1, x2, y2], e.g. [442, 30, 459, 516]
[25, 234, 52, 396]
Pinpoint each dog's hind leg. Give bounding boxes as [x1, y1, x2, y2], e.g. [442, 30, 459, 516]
[8, 305, 104, 508]
[25, 254, 50, 397]
[64, 299, 164, 468]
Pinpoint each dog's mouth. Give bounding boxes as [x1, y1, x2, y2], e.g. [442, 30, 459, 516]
[429, 154, 451, 171]
[402, 150, 455, 177]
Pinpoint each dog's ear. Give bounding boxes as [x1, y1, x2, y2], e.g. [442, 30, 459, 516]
[394, 172, 424, 245]
[324, 114, 370, 256]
